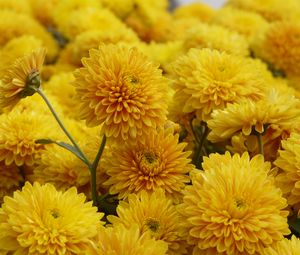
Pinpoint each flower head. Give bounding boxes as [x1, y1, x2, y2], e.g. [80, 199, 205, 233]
[179, 152, 290, 254]
[0, 48, 46, 111]
[95, 224, 168, 255]
[73, 44, 168, 140]
[261, 236, 300, 255]
[108, 189, 188, 255]
[103, 129, 193, 201]
[275, 132, 300, 215]
[171, 48, 265, 121]
[0, 182, 104, 254]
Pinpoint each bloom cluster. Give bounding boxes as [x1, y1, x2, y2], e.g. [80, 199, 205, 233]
[0, 0, 300, 254]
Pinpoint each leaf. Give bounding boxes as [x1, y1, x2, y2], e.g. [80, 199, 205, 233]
[288, 215, 300, 237]
[54, 141, 88, 164]
[35, 138, 55, 144]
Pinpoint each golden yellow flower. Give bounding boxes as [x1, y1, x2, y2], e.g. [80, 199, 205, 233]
[103, 129, 193, 201]
[101, 0, 135, 19]
[0, 48, 46, 111]
[253, 21, 300, 77]
[275, 132, 300, 215]
[171, 48, 265, 121]
[212, 7, 269, 42]
[108, 189, 188, 255]
[0, 182, 104, 254]
[227, 0, 300, 21]
[261, 236, 300, 255]
[0, 10, 58, 61]
[95, 224, 168, 255]
[0, 0, 31, 15]
[179, 152, 290, 255]
[73, 44, 169, 140]
[0, 162, 22, 202]
[0, 110, 58, 167]
[173, 2, 216, 23]
[182, 23, 249, 56]
[207, 89, 300, 142]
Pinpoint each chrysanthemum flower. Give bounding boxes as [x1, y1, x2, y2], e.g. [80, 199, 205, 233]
[261, 236, 300, 255]
[227, 0, 300, 21]
[103, 129, 192, 201]
[0, 48, 46, 111]
[0, 182, 104, 254]
[108, 189, 188, 255]
[212, 7, 269, 42]
[0, 110, 58, 167]
[182, 23, 249, 56]
[173, 2, 216, 23]
[95, 224, 168, 255]
[253, 21, 300, 77]
[73, 44, 169, 140]
[171, 48, 265, 121]
[275, 132, 300, 215]
[207, 89, 300, 142]
[179, 152, 290, 254]
[0, 162, 22, 202]
[0, 0, 31, 14]
[101, 0, 135, 19]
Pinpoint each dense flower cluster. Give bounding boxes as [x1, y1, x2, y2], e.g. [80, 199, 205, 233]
[0, 0, 300, 254]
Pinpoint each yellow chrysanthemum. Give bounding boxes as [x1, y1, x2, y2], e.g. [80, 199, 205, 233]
[101, 0, 135, 19]
[0, 110, 58, 167]
[0, 10, 58, 61]
[103, 129, 193, 201]
[108, 189, 188, 255]
[182, 23, 249, 57]
[94, 224, 168, 255]
[253, 21, 300, 77]
[67, 28, 139, 66]
[173, 2, 216, 23]
[207, 89, 300, 142]
[275, 132, 300, 215]
[0, 162, 22, 202]
[0, 48, 46, 111]
[0, 182, 104, 254]
[179, 152, 290, 255]
[212, 7, 269, 42]
[0, 0, 31, 15]
[227, 0, 300, 21]
[261, 236, 300, 255]
[171, 48, 265, 121]
[0, 36, 43, 74]
[73, 44, 168, 140]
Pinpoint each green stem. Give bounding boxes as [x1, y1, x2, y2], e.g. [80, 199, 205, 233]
[90, 135, 106, 207]
[190, 118, 201, 144]
[34, 87, 89, 165]
[192, 122, 209, 169]
[257, 133, 264, 156]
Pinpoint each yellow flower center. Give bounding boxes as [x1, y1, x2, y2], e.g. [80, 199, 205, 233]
[141, 151, 159, 168]
[144, 217, 161, 233]
[50, 209, 60, 219]
[234, 198, 247, 210]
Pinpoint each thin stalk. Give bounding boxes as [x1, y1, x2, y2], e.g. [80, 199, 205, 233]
[192, 123, 209, 169]
[90, 135, 106, 207]
[257, 133, 264, 156]
[34, 87, 89, 165]
[190, 118, 201, 144]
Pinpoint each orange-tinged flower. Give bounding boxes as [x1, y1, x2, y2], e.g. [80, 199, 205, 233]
[103, 129, 193, 201]
[179, 152, 290, 254]
[261, 236, 300, 255]
[0, 182, 104, 254]
[73, 44, 168, 140]
[108, 189, 188, 255]
[94, 224, 168, 255]
[0, 48, 46, 111]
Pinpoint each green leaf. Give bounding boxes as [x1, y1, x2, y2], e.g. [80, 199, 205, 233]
[55, 141, 88, 164]
[288, 215, 300, 237]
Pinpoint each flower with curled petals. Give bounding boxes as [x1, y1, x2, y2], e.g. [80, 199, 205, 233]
[73, 44, 168, 140]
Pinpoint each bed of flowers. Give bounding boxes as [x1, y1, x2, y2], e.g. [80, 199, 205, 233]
[0, 0, 300, 254]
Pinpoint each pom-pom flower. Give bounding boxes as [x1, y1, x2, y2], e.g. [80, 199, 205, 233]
[95, 224, 168, 255]
[73, 44, 168, 140]
[179, 152, 290, 254]
[0, 182, 104, 254]
[0, 48, 46, 111]
[103, 129, 193, 201]
[171, 48, 264, 121]
[261, 236, 300, 255]
[108, 189, 188, 255]
[275, 132, 300, 215]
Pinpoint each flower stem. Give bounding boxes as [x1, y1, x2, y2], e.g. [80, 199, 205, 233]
[34, 87, 89, 165]
[90, 135, 106, 207]
[257, 133, 264, 156]
[192, 122, 209, 169]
